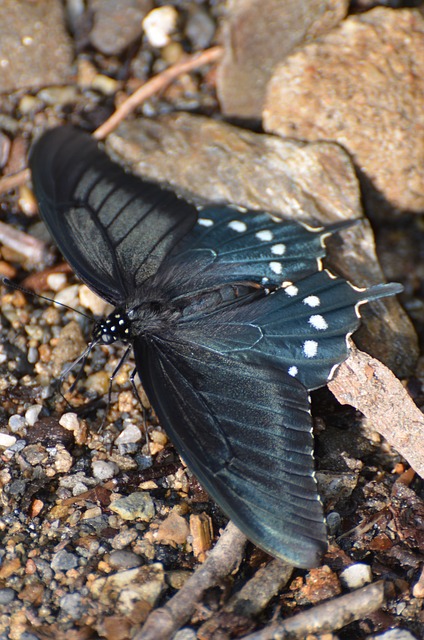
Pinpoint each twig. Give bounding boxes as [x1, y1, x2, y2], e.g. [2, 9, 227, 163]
[328, 346, 424, 479]
[133, 521, 247, 640]
[93, 46, 223, 140]
[0, 220, 47, 264]
[243, 581, 388, 640]
[0, 168, 30, 196]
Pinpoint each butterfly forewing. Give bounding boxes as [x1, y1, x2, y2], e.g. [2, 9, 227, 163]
[29, 126, 198, 305]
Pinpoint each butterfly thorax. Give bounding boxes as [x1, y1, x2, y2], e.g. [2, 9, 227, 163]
[93, 308, 132, 345]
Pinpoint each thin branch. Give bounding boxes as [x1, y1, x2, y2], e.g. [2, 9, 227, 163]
[93, 46, 223, 140]
[328, 346, 424, 479]
[133, 521, 247, 640]
[0, 168, 30, 196]
[243, 581, 388, 640]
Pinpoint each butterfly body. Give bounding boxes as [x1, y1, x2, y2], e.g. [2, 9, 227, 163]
[29, 126, 402, 569]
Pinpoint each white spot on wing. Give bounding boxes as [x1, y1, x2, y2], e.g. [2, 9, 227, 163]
[256, 230, 273, 241]
[285, 285, 298, 297]
[303, 340, 318, 358]
[309, 314, 328, 330]
[288, 366, 298, 377]
[198, 218, 214, 227]
[271, 243, 286, 255]
[269, 261, 283, 274]
[303, 295, 320, 307]
[228, 220, 247, 232]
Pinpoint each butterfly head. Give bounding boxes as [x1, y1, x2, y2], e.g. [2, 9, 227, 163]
[93, 308, 131, 345]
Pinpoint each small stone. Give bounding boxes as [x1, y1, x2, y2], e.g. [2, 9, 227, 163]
[115, 424, 142, 445]
[91, 74, 120, 96]
[51, 549, 79, 572]
[0, 433, 17, 448]
[340, 563, 373, 589]
[54, 446, 73, 473]
[25, 405, 43, 427]
[59, 413, 80, 431]
[46, 273, 67, 291]
[167, 570, 192, 590]
[109, 550, 143, 570]
[156, 511, 190, 546]
[143, 6, 178, 48]
[92, 460, 119, 481]
[85, 370, 110, 395]
[369, 631, 418, 640]
[173, 630, 197, 640]
[37, 85, 79, 106]
[0, 588, 16, 605]
[110, 492, 155, 522]
[111, 527, 139, 550]
[54, 284, 80, 309]
[412, 565, 424, 598]
[60, 592, 86, 619]
[8, 414, 26, 432]
[79, 284, 110, 315]
[326, 511, 341, 535]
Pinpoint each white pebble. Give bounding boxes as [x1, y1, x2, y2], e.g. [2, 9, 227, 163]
[25, 405, 43, 426]
[54, 285, 80, 309]
[115, 424, 142, 445]
[340, 563, 372, 589]
[8, 414, 26, 432]
[46, 273, 67, 291]
[79, 284, 109, 316]
[0, 433, 17, 448]
[59, 413, 80, 432]
[143, 6, 178, 48]
[27, 347, 39, 364]
[92, 460, 119, 481]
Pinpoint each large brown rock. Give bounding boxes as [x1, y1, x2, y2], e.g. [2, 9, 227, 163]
[216, 0, 348, 119]
[264, 8, 424, 214]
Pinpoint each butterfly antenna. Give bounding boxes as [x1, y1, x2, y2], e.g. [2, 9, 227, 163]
[2, 277, 92, 320]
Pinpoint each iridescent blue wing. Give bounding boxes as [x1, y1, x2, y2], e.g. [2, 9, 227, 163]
[134, 337, 327, 569]
[29, 126, 198, 305]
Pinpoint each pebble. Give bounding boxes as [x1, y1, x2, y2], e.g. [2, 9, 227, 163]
[115, 423, 142, 445]
[51, 549, 79, 572]
[157, 511, 190, 545]
[326, 511, 341, 535]
[27, 347, 39, 364]
[37, 85, 79, 106]
[143, 6, 178, 48]
[340, 563, 373, 589]
[79, 284, 110, 315]
[0, 587, 16, 604]
[25, 405, 43, 427]
[111, 528, 139, 550]
[368, 630, 418, 640]
[110, 492, 155, 522]
[185, 7, 215, 50]
[0, 433, 17, 448]
[54, 284, 80, 309]
[109, 550, 143, 570]
[92, 459, 119, 481]
[59, 592, 86, 619]
[8, 414, 26, 432]
[46, 273, 67, 292]
[59, 413, 80, 432]
[173, 630, 197, 640]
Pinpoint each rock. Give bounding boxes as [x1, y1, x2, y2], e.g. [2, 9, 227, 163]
[0, 0, 73, 93]
[368, 630, 419, 640]
[92, 460, 119, 481]
[110, 492, 155, 521]
[115, 424, 143, 445]
[51, 549, 78, 572]
[107, 113, 417, 376]
[217, 0, 348, 118]
[142, 6, 178, 48]
[264, 8, 424, 214]
[156, 511, 190, 545]
[0, 433, 17, 448]
[90, 563, 165, 608]
[89, 0, 153, 55]
[340, 563, 373, 589]
[0, 588, 16, 605]
[51, 320, 87, 377]
[109, 550, 143, 570]
[59, 592, 86, 620]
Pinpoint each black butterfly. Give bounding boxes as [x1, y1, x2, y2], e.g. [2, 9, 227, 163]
[29, 126, 402, 568]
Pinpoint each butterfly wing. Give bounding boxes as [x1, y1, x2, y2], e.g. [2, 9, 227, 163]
[135, 336, 327, 568]
[29, 126, 198, 305]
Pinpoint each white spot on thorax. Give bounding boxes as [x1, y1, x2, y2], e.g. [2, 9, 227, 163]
[303, 340, 318, 358]
[284, 285, 298, 297]
[308, 314, 328, 330]
[228, 220, 247, 232]
[271, 243, 286, 256]
[269, 261, 283, 274]
[288, 366, 298, 377]
[198, 218, 214, 227]
[256, 230, 273, 241]
[303, 295, 320, 307]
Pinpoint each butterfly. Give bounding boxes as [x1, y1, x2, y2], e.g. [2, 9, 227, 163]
[29, 126, 402, 568]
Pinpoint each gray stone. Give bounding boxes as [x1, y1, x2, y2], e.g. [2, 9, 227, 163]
[51, 549, 79, 572]
[0, 588, 16, 605]
[89, 0, 153, 55]
[59, 592, 86, 619]
[110, 492, 155, 522]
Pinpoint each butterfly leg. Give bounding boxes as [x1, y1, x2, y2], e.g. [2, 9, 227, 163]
[129, 367, 153, 458]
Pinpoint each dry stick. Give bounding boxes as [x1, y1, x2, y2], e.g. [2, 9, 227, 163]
[0, 167, 30, 197]
[93, 45, 223, 140]
[243, 581, 388, 640]
[134, 521, 247, 640]
[328, 346, 424, 479]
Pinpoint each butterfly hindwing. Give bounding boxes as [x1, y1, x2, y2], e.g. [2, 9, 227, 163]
[134, 336, 327, 568]
[30, 126, 198, 305]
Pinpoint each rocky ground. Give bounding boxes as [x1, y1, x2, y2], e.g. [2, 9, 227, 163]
[0, 1, 424, 639]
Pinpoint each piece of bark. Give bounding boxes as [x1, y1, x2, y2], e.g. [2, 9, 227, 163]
[328, 346, 424, 479]
[264, 8, 424, 214]
[243, 580, 388, 639]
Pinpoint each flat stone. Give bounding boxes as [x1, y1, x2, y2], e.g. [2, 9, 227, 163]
[107, 113, 417, 376]
[264, 7, 424, 214]
[156, 511, 190, 546]
[110, 492, 155, 522]
[89, 0, 153, 55]
[0, 0, 73, 93]
[217, 0, 348, 118]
